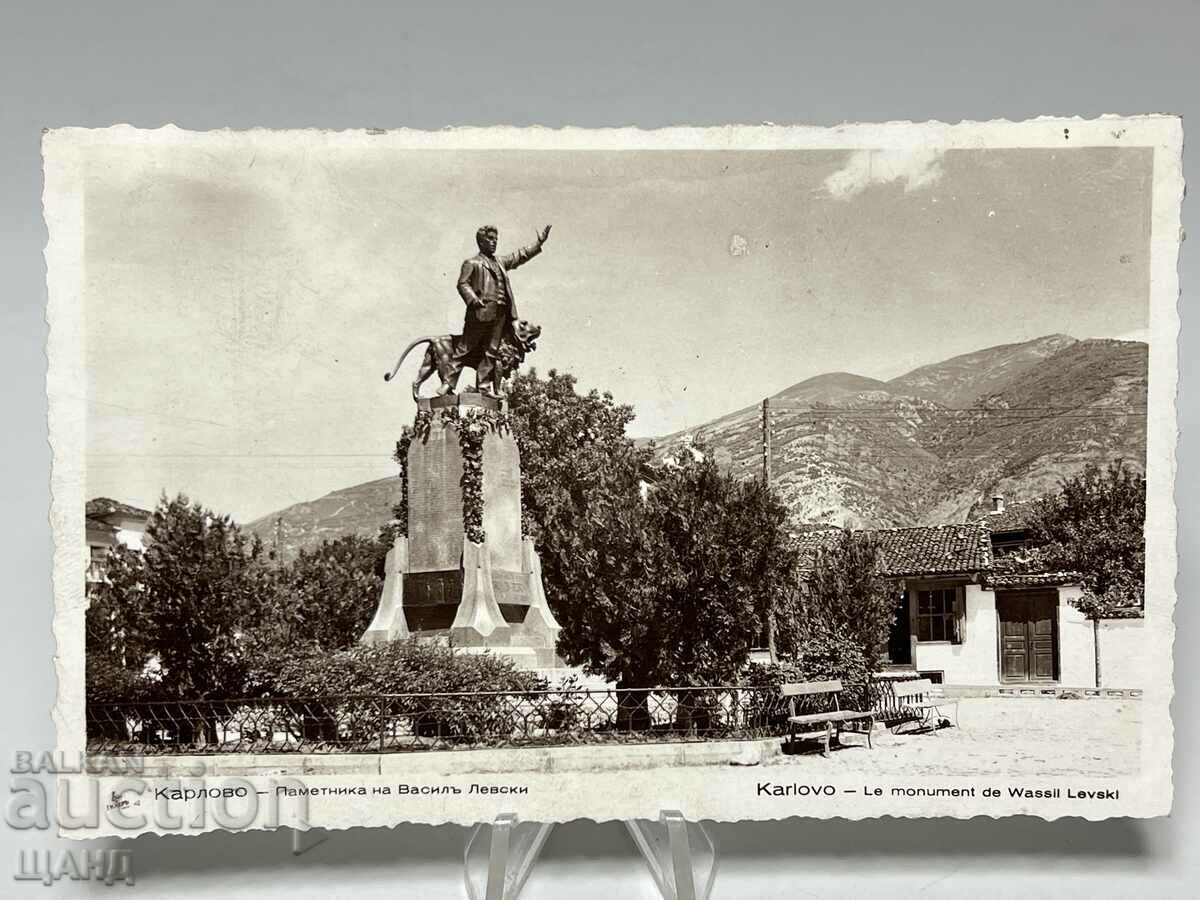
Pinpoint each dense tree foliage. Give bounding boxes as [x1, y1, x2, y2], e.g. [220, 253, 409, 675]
[1025, 460, 1146, 617]
[266, 534, 389, 650]
[786, 529, 896, 667]
[508, 370, 799, 687]
[87, 495, 276, 701]
[506, 369, 651, 660]
[87, 497, 390, 702]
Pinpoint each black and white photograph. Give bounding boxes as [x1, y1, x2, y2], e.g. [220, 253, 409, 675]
[45, 118, 1181, 831]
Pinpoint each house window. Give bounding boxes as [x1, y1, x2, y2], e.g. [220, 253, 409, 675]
[916, 588, 961, 643]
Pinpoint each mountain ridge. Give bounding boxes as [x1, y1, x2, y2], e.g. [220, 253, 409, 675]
[248, 334, 1148, 554]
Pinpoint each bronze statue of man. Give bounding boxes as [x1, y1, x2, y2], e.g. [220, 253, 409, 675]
[450, 223, 551, 397]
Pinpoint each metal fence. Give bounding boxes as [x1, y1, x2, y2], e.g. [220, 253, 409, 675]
[87, 686, 798, 755]
[88, 676, 927, 756]
[869, 674, 927, 722]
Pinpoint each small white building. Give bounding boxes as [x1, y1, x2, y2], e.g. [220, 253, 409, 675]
[86, 497, 151, 585]
[796, 510, 1145, 690]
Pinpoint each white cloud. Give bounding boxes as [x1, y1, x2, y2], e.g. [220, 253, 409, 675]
[823, 148, 946, 200]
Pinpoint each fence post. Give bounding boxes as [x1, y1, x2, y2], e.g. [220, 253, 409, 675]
[377, 697, 386, 752]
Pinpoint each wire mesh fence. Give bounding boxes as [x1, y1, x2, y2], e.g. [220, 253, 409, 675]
[87, 686, 798, 755]
[88, 677, 925, 755]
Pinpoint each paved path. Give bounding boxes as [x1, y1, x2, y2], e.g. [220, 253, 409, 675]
[768, 697, 1141, 777]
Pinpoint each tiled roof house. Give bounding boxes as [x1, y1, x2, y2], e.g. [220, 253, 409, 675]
[792, 513, 1104, 689]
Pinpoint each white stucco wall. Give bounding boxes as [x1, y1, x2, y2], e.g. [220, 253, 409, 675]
[1057, 585, 1095, 687]
[112, 513, 148, 550]
[1097, 617, 1146, 689]
[904, 583, 1142, 689]
[115, 527, 145, 551]
[913, 584, 999, 686]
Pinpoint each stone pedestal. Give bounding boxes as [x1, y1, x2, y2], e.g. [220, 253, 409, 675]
[361, 392, 562, 668]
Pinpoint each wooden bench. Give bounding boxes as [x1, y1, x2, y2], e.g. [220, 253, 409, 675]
[780, 680, 874, 758]
[890, 679, 959, 734]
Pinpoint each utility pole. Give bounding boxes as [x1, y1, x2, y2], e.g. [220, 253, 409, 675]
[761, 397, 778, 662]
[761, 397, 772, 484]
[274, 516, 283, 562]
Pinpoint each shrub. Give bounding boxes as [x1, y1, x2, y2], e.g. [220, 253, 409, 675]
[265, 640, 546, 696]
[787, 529, 895, 669]
[86, 654, 154, 706]
[792, 630, 872, 708]
[267, 534, 389, 651]
[743, 629, 873, 722]
[259, 641, 549, 747]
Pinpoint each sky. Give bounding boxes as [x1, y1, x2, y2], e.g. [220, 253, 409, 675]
[81, 141, 1153, 521]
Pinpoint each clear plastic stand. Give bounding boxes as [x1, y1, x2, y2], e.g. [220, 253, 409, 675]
[463, 813, 555, 900]
[291, 811, 716, 900]
[460, 810, 715, 900]
[624, 810, 717, 900]
[291, 826, 329, 855]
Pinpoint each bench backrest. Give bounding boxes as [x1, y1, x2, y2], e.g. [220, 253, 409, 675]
[779, 680, 843, 716]
[779, 680, 843, 696]
[892, 678, 934, 700]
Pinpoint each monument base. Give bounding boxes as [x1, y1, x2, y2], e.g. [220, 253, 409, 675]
[361, 533, 563, 669]
[360, 393, 563, 670]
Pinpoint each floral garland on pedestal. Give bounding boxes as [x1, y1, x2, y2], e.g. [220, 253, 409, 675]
[520, 509, 537, 541]
[438, 406, 510, 545]
[391, 409, 433, 538]
[392, 429, 414, 538]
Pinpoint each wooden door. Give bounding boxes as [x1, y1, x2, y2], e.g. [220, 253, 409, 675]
[1000, 596, 1032, 681]
[1028, 596, 1057, 680]
[997, 591, 1058, 683]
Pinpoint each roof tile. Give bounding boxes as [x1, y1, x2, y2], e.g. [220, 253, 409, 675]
[86, 497, 152, 519]
[796, 523, 993, 578]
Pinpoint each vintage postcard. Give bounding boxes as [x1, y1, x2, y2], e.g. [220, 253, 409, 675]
[44, 117, 1181, 836]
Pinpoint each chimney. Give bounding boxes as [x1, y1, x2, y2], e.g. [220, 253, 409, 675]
[991, 494, 1005, 513]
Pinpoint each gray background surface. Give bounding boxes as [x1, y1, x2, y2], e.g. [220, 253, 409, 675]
[1, 1, 1194, 896]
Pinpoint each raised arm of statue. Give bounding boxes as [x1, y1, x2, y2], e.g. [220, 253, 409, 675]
[501, 224, 552, 271]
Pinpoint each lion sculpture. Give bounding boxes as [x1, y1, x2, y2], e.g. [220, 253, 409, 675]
[384, 319, 541, 401]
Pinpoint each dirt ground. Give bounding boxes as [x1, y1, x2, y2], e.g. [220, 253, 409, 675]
[767, 697, 1142, 777]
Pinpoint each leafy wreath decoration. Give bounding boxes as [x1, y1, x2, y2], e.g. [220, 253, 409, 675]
[391, 410, 435, 537]
[393, 405, 512, 544]
[437, 406, 510, 544]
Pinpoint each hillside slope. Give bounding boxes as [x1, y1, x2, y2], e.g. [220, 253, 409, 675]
[919, 339, 1148, 523]
[248, 476, 398, 560]
[887, 333, 1078, 406]
[248, 335, 1148, 549]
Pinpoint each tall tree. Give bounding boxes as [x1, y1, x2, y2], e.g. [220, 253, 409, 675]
[509, 370, 796, 689]
[1024, 460, 1146, 687]
[552, 449, 796, 688]
[88, 494, 275, 700]
[507, 369, 653, 655]
[788, 529, 895, 667]
[268, 534, 389, 650]
[1026, 460, 1146, 615]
